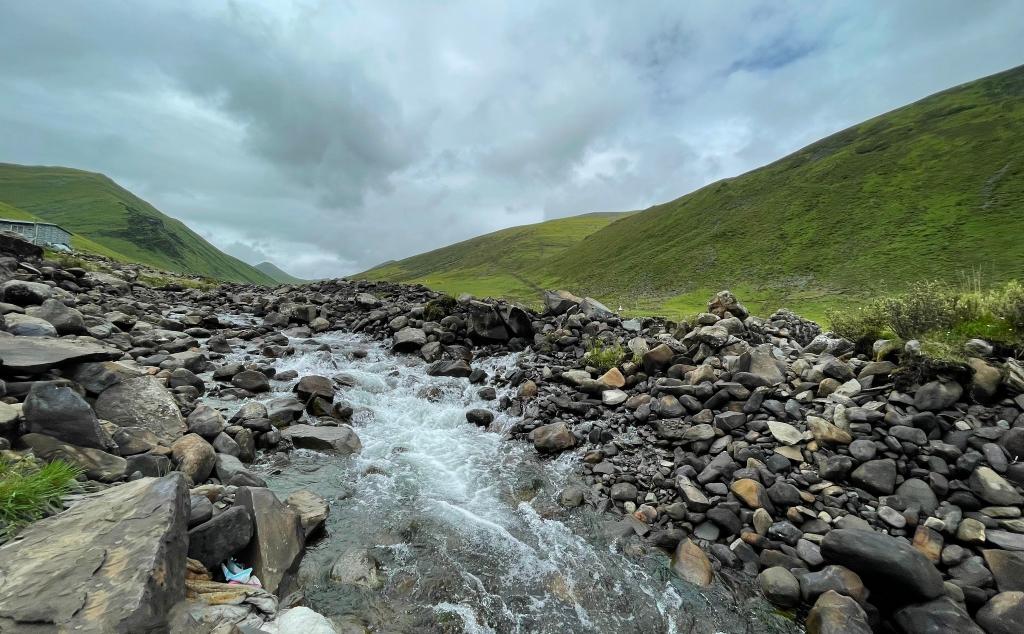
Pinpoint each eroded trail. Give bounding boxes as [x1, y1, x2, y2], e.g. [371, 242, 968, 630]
[215, 330, 797, 633]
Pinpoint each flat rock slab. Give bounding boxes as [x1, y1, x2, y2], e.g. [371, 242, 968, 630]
[0, 336, 120, 373]
[0, 474, 188, 633]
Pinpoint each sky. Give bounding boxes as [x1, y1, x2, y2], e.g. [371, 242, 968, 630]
[1, 1, 1022, 279]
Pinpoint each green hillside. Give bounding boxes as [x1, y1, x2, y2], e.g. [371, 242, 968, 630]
[255, 261, 306, 285]
[0, 164, 274, 285]
[543, 64, 1024, 319]
[358, 211, 633, 303]
[361, 65, 1024, 321]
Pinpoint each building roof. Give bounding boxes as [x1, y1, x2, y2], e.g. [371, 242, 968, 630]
[0, 218, 72, 235]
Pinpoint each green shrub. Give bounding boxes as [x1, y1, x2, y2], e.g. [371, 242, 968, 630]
[827, 305, 887, 350]
[990, 280, 1024, 334]
[584, 339, 624, 372]
[0, 458, 81, 536]
[424, 294, 457, 322]
[880, 281, 980, 340]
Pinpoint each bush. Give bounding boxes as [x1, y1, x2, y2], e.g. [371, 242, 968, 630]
[0, 458, 81, 536]
[990, 280, 1024, 335]
[827, 305, 887, 350]
[424, 294, 457, 322]
[584, 339, 624, 372]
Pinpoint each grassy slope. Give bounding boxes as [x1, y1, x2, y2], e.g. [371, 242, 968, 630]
[255, 261, 306, 285]
[541, 65, 1024, 321]
[0, 164, 274, 284]
[358, 211, 633, 304]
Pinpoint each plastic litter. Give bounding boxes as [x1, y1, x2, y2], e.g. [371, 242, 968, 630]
[221, 558, 263, 587]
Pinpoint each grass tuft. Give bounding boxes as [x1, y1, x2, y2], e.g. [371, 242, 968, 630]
[0, 457, 81, 536]
[584, 339, 625, 372]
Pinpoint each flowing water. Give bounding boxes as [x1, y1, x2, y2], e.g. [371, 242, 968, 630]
[214, 327, 800, 633]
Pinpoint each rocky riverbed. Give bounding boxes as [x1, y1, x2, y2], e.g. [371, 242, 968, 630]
[0, 232, 1022, 633]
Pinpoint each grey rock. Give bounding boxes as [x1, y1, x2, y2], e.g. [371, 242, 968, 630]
[21, 432, 126, 482]
[282, 424, 362, 454]
[94, 376, 187, 445]
[235, 486, 305, 596]
[976, 591, 1024, 634]
[914, 379, 963, 411]
[187, 505, 254, 570]
[821, 528, 944, 605]
[0, 474, 188, 633]
[893, 597, 984, 634]
[23, 382, 108, 449]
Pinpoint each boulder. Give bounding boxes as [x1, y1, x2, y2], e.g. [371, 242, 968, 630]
[94, 376, 187, 445]
[758, 566, 800, 608]
[285, 490, 330, 537]
[984, 549, 1024, 592]
[235, 487, 305, 596]
[23, 382, 108, 449]
[976, 591, 1024, 634]
[543, 290, 581, 315]
[532, 422, 576, 453]
[821, 529, 944, 605]
[427, 359, 472, 377]
[806, 591, 871, 634]
[466, 408, 494, 427]
[579, 297, 615, 320]
[0, 279, 52, 306]
[282, 424, 362, 454]
[21, 432, 126, 482]
[670, 539, 713, 586]
[893, 597, 984, 634]
[26, 298, 87, 335]
[171, 433, 217, 483]
[295, 375, 336, 401]
[970, 466, 1023, 506]
[231, 370, 270, 392]
[187, 505, 254, 571]
[914, 379, 963, 411]
[187, 405, 226, 438]
[4, 313, 57, 337]
[0, 474, 188, 632]
[215, 453, 267, 487]
[70, 360, 145, 395]
[392, 327, 427, 353]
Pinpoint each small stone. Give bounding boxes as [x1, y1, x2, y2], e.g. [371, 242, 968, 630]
[758, 566, 800, 608]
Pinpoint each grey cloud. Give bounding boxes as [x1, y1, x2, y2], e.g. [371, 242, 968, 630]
[0, 1, 1022, 280]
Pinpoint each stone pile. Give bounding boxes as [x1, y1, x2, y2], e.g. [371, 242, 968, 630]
[2, 231, 1023, 634]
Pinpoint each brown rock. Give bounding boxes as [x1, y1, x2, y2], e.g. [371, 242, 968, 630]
[670, 539, 713, 587]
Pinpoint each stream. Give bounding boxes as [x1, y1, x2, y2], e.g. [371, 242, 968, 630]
[214, 326, 800, 633]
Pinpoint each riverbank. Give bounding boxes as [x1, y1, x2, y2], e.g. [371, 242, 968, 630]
[0, 234, 1022, 633]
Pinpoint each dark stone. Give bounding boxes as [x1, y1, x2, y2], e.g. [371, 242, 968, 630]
[821, 529, 944, 606]
[187, 505, 254, 571]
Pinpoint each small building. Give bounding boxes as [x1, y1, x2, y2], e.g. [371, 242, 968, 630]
[0, 218, 72, 249]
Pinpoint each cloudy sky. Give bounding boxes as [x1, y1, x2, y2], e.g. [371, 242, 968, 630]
[1, 1, 1022, 278]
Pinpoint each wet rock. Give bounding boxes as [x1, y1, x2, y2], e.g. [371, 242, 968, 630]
[235, 486, 305, 596]
[611, 482, 638, 501]
[21, 432, 126, 481]
[392, 327, 426, 352]
[23, 382, 108, 449]
[231, 369, 270, 392]
[215, 453, 267, 487]
[285, 490, 330, 537]
[466, 408, 495, 427]
[670, 538, 713, 587]
[282, 424, 362, 454]
[759, 566, 800, 608]
[821, 529, 944, 605]
[532, 422, 576, 453]
[806, 591, 871, 634]
[187, 505, 254, 571]
[0, 474, 188, 632]
[427, 359, 472, 377]
[187, 404, 226, 438]
[94, 376, 187, 445]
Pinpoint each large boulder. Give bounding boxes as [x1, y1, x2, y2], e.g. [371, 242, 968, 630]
[70, 360, 145, 395]
[543, 290, 581, 315]
[294, 375, 336, 402]
[285, 490, 329, 537]
[976, 591, 1024, 634]
[579, 297, 615, 320]
[282, 424, 362, 454]
[21, 432, 126, 482]
[187, 505, 254, 571]
[914, 379, 963, 411]
[821, 529, 944, 606]
[0, 474, 188, 632]
[94, 376, 186, 445]
[231, 370, 270, 392]
[467, 302, 509, 341]
[235, 487, 305, 596]
[23, 382, 108, 449]
[893, 597, 983, 634]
